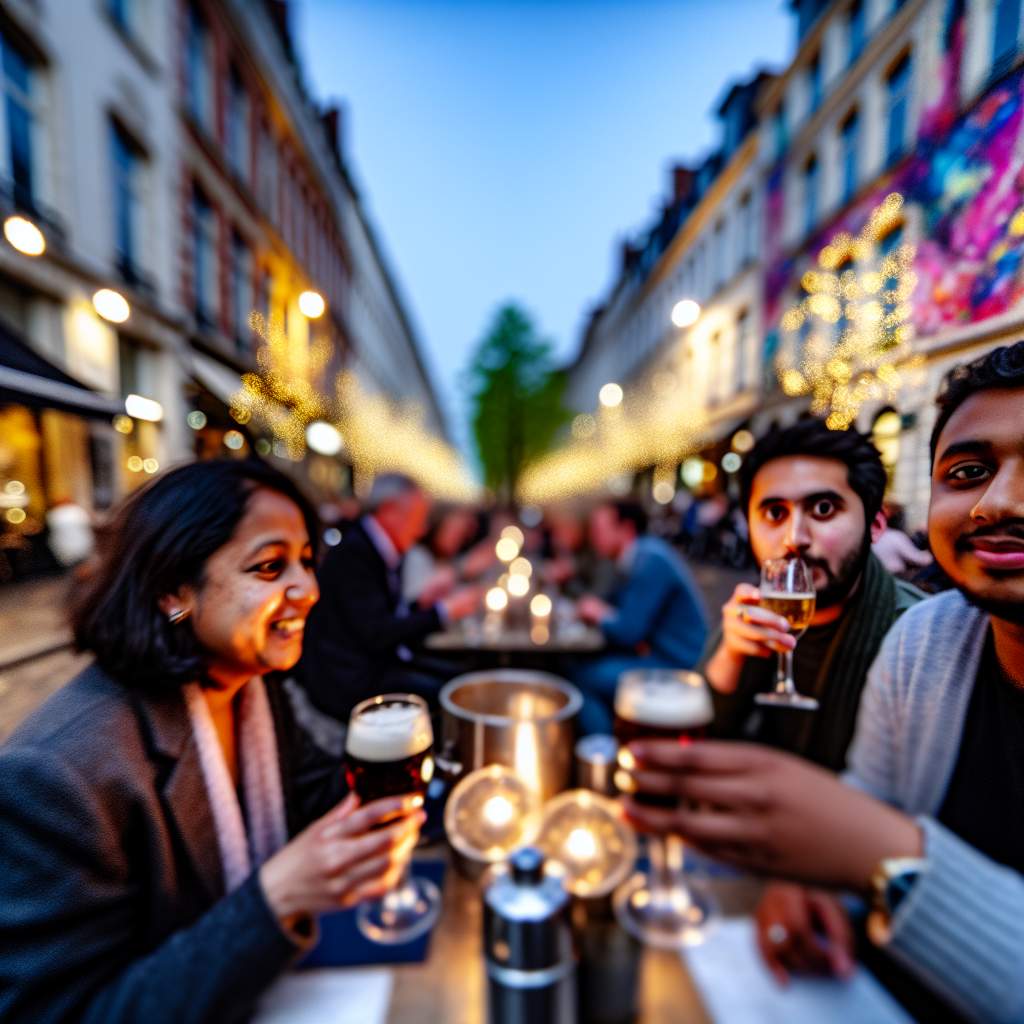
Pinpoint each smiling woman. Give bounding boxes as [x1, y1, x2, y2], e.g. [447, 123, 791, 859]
[0, 461, 427, 1022]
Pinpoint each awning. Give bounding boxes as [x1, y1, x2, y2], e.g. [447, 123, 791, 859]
[190, 352, 246, 409]
[0, 321, 122, 421]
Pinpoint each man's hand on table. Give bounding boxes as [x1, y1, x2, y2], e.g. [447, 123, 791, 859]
[755, 882, 854, 985]
[440, 585, 483, 621]
[576, 594, 612, 625]
[620, 739, 923, 891]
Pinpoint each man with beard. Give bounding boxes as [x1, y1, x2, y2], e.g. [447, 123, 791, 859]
[706, 419, 922, 770]
[620, 341, 1024, 1022]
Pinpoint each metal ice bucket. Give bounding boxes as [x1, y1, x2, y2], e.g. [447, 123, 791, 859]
[439, 670, 583, 801]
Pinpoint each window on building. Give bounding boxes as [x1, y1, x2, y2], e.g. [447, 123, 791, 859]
[227, 66, 249, 182]
[992, 0, 1022, 76]
[773, 104, 788, 162]
[879, 223, 904, 346]
[1, 35, 36, 210]
[714, 218, 727, 288]
[230, 232, 252, 353]
[803, 154, 818, 236]
[192, 186, 217, 327]
[872, 408, 901, 490]
[185, 4, 213, 133]
[807, 52, 822, 114]
[257, 121, 277, 220]
[709, 331, 723, 405]
[848, 0, 866, 64]
[840, 109, 859, 205]
[111, 120, 143, 284]
[254, 266, 271, 331]
[108, 0, 130, 32]
[736, 308, 754, 392]
[885, 53, 912, 164]
[738, 191, 755, 266]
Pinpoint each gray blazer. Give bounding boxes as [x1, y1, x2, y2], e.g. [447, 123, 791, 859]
[0, 663, 343, 1023]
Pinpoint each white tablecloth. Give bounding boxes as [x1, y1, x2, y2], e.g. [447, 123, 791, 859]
[252, 967, 393, 1024]
[684, 918, 913, 1023]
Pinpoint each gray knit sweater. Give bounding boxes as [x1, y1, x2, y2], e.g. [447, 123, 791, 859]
[844, 589, 1024, 1023]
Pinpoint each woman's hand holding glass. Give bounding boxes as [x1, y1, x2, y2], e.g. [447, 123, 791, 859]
[259, 792, 425, 923]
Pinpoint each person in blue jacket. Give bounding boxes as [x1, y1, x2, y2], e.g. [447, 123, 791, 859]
[574, 499, 708, 733]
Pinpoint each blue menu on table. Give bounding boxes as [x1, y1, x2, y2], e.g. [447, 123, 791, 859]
[297, 861, 446, 969]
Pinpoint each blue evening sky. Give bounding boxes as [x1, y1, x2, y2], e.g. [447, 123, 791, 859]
[293, 0, 793, 449]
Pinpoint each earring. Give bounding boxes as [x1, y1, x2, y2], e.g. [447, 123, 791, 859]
[168, 608, 190, 625]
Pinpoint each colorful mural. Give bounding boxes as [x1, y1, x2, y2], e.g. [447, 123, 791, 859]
[765, 9, 1024, 364]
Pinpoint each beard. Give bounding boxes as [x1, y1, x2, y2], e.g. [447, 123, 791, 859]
[805, 534, 872, 610]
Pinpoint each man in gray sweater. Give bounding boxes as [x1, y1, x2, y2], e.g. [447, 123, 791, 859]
[621, 340, 1024, 1023]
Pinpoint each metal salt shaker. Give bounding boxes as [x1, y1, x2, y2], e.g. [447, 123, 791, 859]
[483, 847, 577, 1024]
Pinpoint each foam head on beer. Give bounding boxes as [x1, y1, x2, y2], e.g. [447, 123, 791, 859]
[345, 702, 432, 762]
[614, 674, 713, 730]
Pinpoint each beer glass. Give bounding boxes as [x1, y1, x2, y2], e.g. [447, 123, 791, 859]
[345, 693, 441, 944]
[754, 557, 818, 710]
[612, 669, 717, 948]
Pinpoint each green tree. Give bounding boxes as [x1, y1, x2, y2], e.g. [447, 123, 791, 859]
[465, 303, 570, 503]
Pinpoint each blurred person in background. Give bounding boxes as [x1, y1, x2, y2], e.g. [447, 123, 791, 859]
[541, 503, 616, 599]
[45, 496, 94, 572]
[402, 505, 492, 606]
[296, 474, 479, 731]
[872, 501, 933, 576]
[624, 342, 1024, 1023]
[573, 499, 708, 734]
[0, 460, 423, 1022]
[706, 420, 922, 771]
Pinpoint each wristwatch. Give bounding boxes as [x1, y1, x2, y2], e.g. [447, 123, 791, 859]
[867, 856, 927, 944]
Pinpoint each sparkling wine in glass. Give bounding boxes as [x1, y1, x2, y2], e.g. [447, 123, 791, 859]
[345, 693, 440, 944]
[754, 558, 818, 711]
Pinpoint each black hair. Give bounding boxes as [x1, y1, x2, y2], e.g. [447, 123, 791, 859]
[739, 418, 886, 524]
[72, 459, 320, 692]
[604, 499, 649, 536]
[929, 341, 1024, 464]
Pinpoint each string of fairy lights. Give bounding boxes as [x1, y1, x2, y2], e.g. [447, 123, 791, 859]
[231, 312, 477, 500]
[776, 192, 924, 430]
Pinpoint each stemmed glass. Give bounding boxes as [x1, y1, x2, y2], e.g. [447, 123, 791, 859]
[612, 669, 717, 949]
[344, 693, 441, 944]
[754, 557, 818, 710]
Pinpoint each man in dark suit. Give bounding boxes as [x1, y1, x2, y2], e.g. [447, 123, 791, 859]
[297, 474, 479, 726]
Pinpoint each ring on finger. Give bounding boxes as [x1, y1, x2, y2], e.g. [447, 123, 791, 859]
[767, 923, 789, 946]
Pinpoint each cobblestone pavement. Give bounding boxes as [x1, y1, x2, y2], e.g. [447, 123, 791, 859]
[0, 559, 752, 743]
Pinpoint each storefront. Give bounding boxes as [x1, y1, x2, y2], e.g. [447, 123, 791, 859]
[0, 323, 119, 580]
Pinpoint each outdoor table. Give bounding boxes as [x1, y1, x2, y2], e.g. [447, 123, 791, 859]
[425, 622, 605, 668]
[256, 850, 914, 1023]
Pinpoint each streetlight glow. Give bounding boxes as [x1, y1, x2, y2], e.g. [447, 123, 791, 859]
[93, 288, 130, 323]
[305, 420, 344, 456]
[124, 394, 163, 422]
[598, 382, 623, 408]
[4, 215, 45, 256]
[671, 299, 701, 328]
[298, 290, 326, 319]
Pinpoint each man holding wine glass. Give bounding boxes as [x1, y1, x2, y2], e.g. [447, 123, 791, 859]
[705, 419, 923, 769]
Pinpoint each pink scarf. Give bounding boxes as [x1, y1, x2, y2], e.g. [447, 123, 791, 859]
[183, 679, 289, 892]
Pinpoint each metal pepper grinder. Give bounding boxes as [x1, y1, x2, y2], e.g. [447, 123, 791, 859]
[483, 846, 578, 1024]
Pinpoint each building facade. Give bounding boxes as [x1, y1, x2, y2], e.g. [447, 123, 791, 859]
[761, 0, 1024, 524]
[0, 0, 448, 579]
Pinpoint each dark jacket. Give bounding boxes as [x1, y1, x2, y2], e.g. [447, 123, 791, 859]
[296, 519, 442, 721]
[0, 664, 343, 1023]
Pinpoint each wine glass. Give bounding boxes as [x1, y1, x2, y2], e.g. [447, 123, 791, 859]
[344, 693, 441, 944]
[612, 669, 718, 949]
[754, 557, 818, 710]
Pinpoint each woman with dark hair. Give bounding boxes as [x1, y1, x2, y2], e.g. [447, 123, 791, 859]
[0, 460, 424, 1023]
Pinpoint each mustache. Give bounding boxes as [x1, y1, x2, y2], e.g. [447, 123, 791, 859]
[956, 520, 1024, 550]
